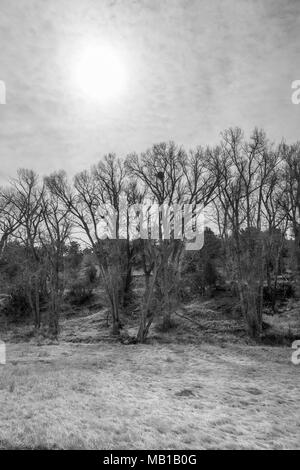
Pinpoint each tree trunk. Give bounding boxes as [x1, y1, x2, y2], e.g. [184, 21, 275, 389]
[35, 277, 40, 328]
[48, 269, 60, 338]
[123, 261, 133, 308]
[136, 266, 158, 343]
[294, 229, 300, 299]
[238, 282, 262, 340]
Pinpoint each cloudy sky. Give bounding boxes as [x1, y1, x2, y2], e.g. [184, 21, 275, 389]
[0, 0, 299, 182]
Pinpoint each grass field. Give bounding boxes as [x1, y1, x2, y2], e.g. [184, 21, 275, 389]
[0, 336, 299, 449]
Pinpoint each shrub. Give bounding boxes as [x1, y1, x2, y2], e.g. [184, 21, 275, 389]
[85, 264, 97, 284]
[66, 281, 93, 306]
[184, 261, 219, 298]
[2, 286, 31, 320]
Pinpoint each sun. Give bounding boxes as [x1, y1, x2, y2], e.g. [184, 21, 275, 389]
[73, 43, 128, 102]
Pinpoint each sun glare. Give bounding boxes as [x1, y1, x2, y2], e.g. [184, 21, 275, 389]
[73, 43, 128, 102]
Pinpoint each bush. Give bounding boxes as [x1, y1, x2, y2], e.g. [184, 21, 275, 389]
[184, 260, 219, 298]
[2, 286, 31, 320]
[66, 281, 94, 306]
[85, 264, 97, 284]
[203, 260, 218, 287]
[263, 281, 295, 303]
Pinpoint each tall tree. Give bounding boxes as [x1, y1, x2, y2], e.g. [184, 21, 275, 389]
[40, 185, 72, 336]
[46, 155, 127, 335]
[210, 128, 276, 338]
[11, 169, 45, 328]
[279, 142, 300, 298]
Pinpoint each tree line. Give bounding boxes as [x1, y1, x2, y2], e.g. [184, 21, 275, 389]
[0, 127, 299, 342]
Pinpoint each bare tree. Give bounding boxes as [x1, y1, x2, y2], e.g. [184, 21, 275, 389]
[40, 185, 72, 336]
[11, 169, 45, 328]
[126, 142, 186, 333]
[126, 142, 218, 339]
[210, 128, 276, 338]
[0, 187, 25, 258]
[46, 155, 127, 335]
[279, 142, 300, 298]
[261, 153, 288, 312]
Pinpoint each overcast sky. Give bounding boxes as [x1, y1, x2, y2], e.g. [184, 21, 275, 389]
[0, 0, 300, 183]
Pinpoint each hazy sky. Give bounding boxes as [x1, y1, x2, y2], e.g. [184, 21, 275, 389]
[0, 0, 300, 182]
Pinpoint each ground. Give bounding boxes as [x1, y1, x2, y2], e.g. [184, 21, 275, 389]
[0, 338, 299, 449]
[0, 296, 299, 450]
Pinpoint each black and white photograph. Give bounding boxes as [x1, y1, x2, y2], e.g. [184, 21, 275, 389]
[0, 0, 299, 454]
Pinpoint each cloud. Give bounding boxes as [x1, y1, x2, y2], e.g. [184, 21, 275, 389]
[0, 0, 299, 183]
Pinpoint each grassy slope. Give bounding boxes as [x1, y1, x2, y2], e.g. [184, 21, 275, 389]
[0, 336, 299, 449]
[0, 292, 299, 450]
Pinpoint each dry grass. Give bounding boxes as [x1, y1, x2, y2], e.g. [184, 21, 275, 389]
[0, 295, 299, 449]
[0, 338, 299, 449]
